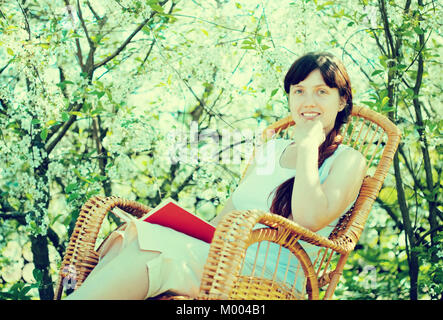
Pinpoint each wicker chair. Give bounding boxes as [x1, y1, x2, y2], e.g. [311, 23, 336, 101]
[54, 105, 400, 300]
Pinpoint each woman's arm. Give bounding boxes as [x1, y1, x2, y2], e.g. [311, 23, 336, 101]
[291, 142, 366, 232]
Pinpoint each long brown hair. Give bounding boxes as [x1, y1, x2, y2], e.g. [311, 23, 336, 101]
[268, 52, 353, 218]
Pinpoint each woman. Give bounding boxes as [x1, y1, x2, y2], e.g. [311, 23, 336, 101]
[65, 52, 366, 300]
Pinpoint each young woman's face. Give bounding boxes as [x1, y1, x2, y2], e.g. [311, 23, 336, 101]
[288, 68, 345, 135]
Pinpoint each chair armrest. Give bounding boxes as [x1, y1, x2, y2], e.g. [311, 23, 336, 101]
[226, 209, 353, 253]
[54, 196, 151, 300]
[251, 210, 354, 255]
[257, 175, 381, 255]
[198, 208, 352, 299]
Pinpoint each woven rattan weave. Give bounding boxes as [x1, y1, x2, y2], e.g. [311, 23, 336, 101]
[54, 105, 400, 300]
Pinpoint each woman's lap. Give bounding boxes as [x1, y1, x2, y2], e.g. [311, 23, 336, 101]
[96, 220, 211, 298]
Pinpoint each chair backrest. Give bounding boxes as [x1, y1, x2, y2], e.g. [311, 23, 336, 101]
[217, 105, 401, 299]
[257, 105, 400, 178]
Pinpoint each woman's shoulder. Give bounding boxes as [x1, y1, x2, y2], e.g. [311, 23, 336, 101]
[333, 144, 366, 170]
[337, 144, 364, 157]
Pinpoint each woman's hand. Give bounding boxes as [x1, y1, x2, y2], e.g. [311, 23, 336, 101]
[292, 118, 325, 148]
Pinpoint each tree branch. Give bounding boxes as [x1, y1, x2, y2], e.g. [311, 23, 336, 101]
[93, 0, 170, 70]
[370, 28, 388, 57]
[0, 58, 13, 75]
[76, 0, 94, 47]
[91, 116, 111, 196]
[403, 0, 412, 14]
[169, 165, 200, 201]
[378, 0, 395, 57]
[45, 103, 82, 155]
[16, 0, 31, 40]
[0, 98, 8, 116]
[63, 0, 84, 69]
[416, 225, 443, 246]
[398, 144, 425, 191]
[86, 0, 102, 22]
[414, 0, 439, 260]
[0, 212, 26, 224]
[76, 0, 97, 71]
[341, 44, 374, 84]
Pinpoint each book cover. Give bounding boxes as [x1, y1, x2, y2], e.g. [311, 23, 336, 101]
[138, 197, 215, 243]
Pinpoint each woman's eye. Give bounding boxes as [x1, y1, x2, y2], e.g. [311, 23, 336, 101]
[294, 89, 303, 94]
[318, 89, 328, 95]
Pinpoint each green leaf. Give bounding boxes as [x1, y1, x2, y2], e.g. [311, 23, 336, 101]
[361, 100, 375, 107]
[316, 0, 334, 10]
[40, 128, 48, 141]
[379, 56, 387, 68]
[7, 47, 14, 55]
[405, 88, 415, 98]
[271, 88, 278, 97]
[381, 96, 390, 107]
[62, 112, 70, 122]
[414, 26, 424, 35]
[149, 4, 164, 13]
[32, 269, 43, 282]
[56, 80, 74, 90]
[93, 174, 107, 182]
[46, 119, 58, 127]
[142, 26, 151, 36]
[91, 90, 105, 99]
[371, 70, 384, 76]
[82, 102, 92, 112]
[39, 43, 50, 49]
[65, 183, 78, 193]
[67, 192, 80, 202]
[91, 107, 105, 116]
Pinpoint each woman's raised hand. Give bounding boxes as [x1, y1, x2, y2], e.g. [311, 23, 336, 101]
[292, 118, 325, 148]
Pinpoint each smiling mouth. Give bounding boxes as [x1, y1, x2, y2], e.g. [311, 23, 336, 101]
[301, 112, 321, 119]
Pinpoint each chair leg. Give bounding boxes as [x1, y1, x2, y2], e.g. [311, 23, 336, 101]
[323, 253, 349, 300]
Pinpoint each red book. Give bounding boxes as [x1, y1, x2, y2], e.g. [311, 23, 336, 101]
[138, 197, 215, 243]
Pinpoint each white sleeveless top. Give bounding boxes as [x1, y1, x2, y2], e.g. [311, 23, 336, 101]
[231, 139, 357, 290]
[232, 138, 355, 221]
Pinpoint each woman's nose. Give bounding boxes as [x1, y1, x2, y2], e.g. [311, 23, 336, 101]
[302, 92, 317, 107]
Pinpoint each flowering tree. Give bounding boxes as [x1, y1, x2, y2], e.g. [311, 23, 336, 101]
[318, 0, 442, 300]
[0, 0, 441, 300]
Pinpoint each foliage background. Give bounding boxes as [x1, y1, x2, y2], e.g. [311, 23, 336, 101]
[0, 0, 441, 300]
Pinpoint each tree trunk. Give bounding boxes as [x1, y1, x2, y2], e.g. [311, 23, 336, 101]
[30, 234, 53, 300]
